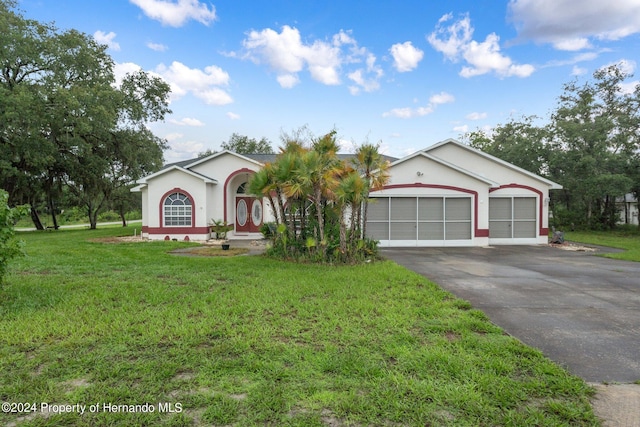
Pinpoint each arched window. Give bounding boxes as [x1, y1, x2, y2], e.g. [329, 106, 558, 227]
[163, 192, 192, 226]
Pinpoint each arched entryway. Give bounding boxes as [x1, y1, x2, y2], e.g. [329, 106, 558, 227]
[235, 182, 263, 233]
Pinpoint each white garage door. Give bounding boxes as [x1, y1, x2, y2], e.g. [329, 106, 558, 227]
[489, 197, 536, 238]
[366, 197, 472, 245]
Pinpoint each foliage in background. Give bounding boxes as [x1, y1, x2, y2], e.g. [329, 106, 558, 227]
[464, 63, 640, 231]
[249, 130, 389, 263]
[0, 190, 28, 286]
[0, 0, 170, 230]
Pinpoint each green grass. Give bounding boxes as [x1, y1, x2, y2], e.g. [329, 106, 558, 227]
[1, 227, 598, 426]
[565, 229, 640, 262]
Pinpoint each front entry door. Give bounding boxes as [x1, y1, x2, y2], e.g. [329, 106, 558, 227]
[236, 197, 262, 232]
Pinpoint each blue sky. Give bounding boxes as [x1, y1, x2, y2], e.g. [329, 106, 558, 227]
[18, 0, 640, 162]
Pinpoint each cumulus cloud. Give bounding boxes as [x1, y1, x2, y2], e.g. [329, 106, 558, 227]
[241, 26, 382, 93]
[390, 41, 424, 72]
[94, 31, 120, 51]
[170, 117, 204, 126]
[164, 139, 206, 163]
[428, 13, 534, 78]
[130, 0, 216, 27]
[466, 112, 487, 120]
[226, 112, 240, 120]
[147, 42, 168, 52]
[382, 91, 455, 119]
[155, 61, 233, 105]
[114, 62, 142, 86]
[508, 0, 640, 50]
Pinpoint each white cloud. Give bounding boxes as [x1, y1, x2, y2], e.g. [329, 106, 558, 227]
[600, 59, 636, 75]
[164, 139, 205, 163]
[147, 42, 168, 52]
[509, 0, 640, 50]
[226, 112, 240, 120]
[94, 31, 120, 51]
[241, 26, 382, 93]
[155, 61, 232, 105]
[390, 41, 424, 72]
[453, 124, 469, 133]
[383, 92, 454, 119]
[466, 112, 487, 120]
[428, 13, 534, 78]
[553, 38, 592, 51]
[130, 0, 216, 27]
[429, 92, 455, 105]
[571, 65, 588, 76]
[170, 117, 204, 126]
[114, 62, 142, 86]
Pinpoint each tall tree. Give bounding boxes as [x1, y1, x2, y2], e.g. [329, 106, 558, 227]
[0, 1, 170, 229]
[549, 65, 637, 229]
[221, 133, 274, 154]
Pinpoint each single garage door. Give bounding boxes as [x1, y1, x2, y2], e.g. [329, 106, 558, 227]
[366, 196, 472, 244]
[489, 197, 536, 238]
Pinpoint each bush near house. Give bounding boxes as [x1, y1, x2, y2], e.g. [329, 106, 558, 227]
[249, 131, 390, 264]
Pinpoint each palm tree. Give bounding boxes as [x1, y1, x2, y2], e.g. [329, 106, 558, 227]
[352, 142, 390, 239]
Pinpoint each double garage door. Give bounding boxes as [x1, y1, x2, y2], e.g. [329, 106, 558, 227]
[366, 197, 472, 244]
[489, 197, 537, 239]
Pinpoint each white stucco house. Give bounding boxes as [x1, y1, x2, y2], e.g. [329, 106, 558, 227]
[132, 138, 562, 246]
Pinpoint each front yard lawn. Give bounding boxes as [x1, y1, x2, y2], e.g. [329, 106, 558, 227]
[1, 227, 597, 426]
[566, 229, 640, 262]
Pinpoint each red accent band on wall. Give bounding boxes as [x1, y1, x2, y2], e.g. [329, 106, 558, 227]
[489, 184, 545, 236]
[146, 226, 210, 234]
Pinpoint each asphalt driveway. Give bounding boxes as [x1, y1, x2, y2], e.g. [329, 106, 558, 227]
[382, 245, 640, 383]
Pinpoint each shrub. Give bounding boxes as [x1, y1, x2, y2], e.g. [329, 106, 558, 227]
[0, 190, 29, 286]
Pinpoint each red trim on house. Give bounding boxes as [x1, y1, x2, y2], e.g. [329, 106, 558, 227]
[476, 229, 490, 237]
[377, 183, 485, 238]
[223, 168, 256, 223]
[489, 184, 545, 236]
[145, 226, 210, 234]
[158, 188, 198, 231]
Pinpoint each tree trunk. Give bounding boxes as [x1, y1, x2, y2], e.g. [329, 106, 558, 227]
[30, 206, 45, 230]
[48, 194, 59, 230]
[119, 208, 127, 227]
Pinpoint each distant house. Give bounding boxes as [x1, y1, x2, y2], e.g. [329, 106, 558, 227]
[132, 139, 562, 246]
[617, 193, 639, 226]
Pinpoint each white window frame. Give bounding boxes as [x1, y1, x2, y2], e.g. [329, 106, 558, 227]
[163, 192, 192, 227]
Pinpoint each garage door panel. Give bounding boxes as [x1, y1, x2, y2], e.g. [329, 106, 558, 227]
[514, 221, 536, 238]
[418, 198, 443, 220]
[390, 198, 417, 221]
[390, 222, 416, 240]
[514, 197, 536, 220]
[368, 198, 389, 221]
[490, 221, 512, 238]
[445, 222, 472, 240]
[446, 198, 471, 221]
[489, 198, 512, 220]
[366, 222, 389, 240]
[418, 222, 444, 240]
